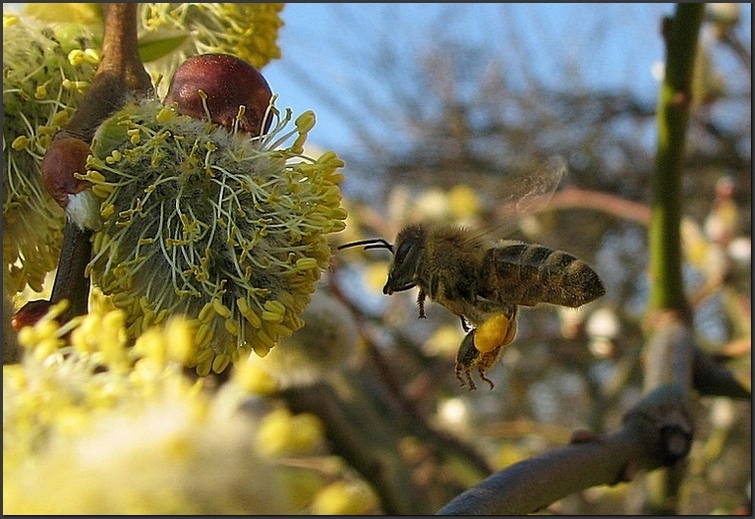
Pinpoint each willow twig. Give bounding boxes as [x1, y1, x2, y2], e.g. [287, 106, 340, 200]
[45, 3, 153, 324]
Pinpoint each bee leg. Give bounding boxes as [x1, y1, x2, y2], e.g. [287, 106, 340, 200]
[455, 364, 476, 391]
[454, 364, 465, 387]
[417, 290, 427, 318]
[478, 367, 495, 390]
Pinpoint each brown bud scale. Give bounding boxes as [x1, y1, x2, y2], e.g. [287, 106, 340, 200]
[165, 53, 273, 136]
[41, 135, 92, 208]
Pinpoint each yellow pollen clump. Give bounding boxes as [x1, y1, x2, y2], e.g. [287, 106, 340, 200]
[473, 312, 516, 353]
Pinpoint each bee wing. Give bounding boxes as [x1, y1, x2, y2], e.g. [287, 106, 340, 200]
[470, 155, 567, 243]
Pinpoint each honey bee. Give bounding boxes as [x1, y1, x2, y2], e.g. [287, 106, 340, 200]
[338, 156, 605, 390]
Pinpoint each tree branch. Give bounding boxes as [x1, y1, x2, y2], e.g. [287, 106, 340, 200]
[62, 3, 153, 141]
[38, 3, 153, 325]
[436, 384, 693, 515]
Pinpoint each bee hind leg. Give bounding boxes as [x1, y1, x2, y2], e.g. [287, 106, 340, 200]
[454, 362, 477, 391]
[417, 290, 427, 319]
[478, 367, 495, 390]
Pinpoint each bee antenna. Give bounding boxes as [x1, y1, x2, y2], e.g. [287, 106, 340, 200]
[337, 238, 394, 253]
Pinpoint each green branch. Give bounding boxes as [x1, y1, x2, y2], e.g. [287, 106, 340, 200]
[647, 3, 705, 317]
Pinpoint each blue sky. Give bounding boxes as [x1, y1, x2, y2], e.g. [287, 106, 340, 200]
[263, 3, 673, 148]
[260, 3, 752, 150]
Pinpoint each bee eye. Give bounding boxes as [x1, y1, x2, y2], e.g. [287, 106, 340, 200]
[394, 238, 414, 261]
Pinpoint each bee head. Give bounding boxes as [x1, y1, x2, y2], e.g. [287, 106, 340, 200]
[337, 224, 426, 295]
[383, 224, 426, 294]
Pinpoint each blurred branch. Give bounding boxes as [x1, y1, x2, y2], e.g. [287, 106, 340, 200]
[280, 380, 425, 515]
[693, 347, 751, 399]
[533, 187, 651, 225]
[284, 272, 494, 514]
[644, 4, 705, 514]
[61, 3, 153, 142]
[281, 371, 492, 515]
[49, 223, 93, 321]
[719, 31, 752, 72]
[436, 384, 693, 515]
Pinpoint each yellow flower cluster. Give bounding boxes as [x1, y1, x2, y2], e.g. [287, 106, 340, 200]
[4, 300, 380, 515]
[3, 303, 294, 514]
[4, 302, 184, 460]
[79, 98, 347, 376]
[139, 3, 284, 90]
[249, 289, 362, 389]
[2, 14, 99, 295]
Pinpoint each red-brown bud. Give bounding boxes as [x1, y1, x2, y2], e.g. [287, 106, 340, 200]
[11, 299, 53, 330]
[165, 53, 273, 136]
[41, 135, 92, 208]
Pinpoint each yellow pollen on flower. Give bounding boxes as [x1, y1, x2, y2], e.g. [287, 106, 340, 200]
[105, 150, 122, 164]
[294, 110, 316, 133]
[84, 97, 347, 375]
[134, 327, 168, 364]
[3, 14, 20, 27]
[11, 136, 30, 151]
[82, 170, 105, 183]
[156, 106, 175, 124]
[198, 301, 215, 323]
[4, 15, 99, 294]
[212, 353, 231, 374]
[37, 125, 58, 136]
[195, 323, 214, 349]
[196, 355, 213, 377]
[84, 48, 101, 64]
[233, 361, 280, 396]
[224, 318, 240, 336]
[261, 311, 284, 323]
[212, 298, 232, 319]
[51, 110, 71, 126]
[295, 257, 319, 271]
[127, 128, 141, 144]
[264, 300, 286, 316]
[67, 49, 87, 67]
[71, 313, 103, 353]
[93, 184, 113, 198]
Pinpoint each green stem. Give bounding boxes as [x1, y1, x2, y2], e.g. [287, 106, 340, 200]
[647, 3, 705, 317]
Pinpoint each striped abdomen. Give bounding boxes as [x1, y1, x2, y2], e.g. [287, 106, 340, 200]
[478, 241, 605, 308]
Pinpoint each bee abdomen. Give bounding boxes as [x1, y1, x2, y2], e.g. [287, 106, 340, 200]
[480, 242, 605, 308]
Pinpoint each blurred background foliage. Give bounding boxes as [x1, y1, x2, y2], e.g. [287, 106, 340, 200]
[274, 3, 750, 514]
[4, 3, 751, 515]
